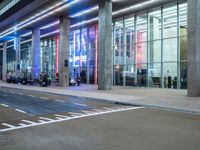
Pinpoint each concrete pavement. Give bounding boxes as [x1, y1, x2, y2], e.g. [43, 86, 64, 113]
[0, 81, 200, 114]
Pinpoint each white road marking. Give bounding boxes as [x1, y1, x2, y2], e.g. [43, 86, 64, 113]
[74, 103, 87, 107]
[68, 112, 82, 116]
[28, 95, 35, 97]
[19, 123, 26, 126]
[38, 120, 46, 123]
[2, 123, 15, 128]
[21, 120, 36, 124]
[1, 104, 8, 107]
[55, 117, 64, 120]
[15, 109, 26, 113]
[9, 91, 15, 94]
[0, 107, 144, 132]
[55, 114, 68, 118]
[3, 90, 6, 92]
[18, 92, 24, 95]
[40, 97, 48, 100]
[55, 100, 65, 103]
[39, 117, 54, 121]
[2, 95, 8, 97]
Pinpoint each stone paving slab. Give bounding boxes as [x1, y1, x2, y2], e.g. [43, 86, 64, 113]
[0, 81, 200, 114]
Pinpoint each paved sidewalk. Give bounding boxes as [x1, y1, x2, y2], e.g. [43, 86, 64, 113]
[0, 81, 200, 114]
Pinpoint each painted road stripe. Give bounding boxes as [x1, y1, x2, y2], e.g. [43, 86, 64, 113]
[28, 95, 35, 97]
[38, 120, 46, 123]
[19, 123, 26, 126]
[2, 123, 15, 128]
[0, 107, 144, 132]
[18, 92, 24, 95]
[55, 114, 68, 118]
[1, 104, 8, 107]
[68, 112, 82, 116]
[40, 97, 48, 100]
[39, 117, 53, 121]
[15, 109, 26, 113]
[74, 103, 87, 107]
[55, 100, 65, 103]
[3, 90, 6, 92]
[21, 120, 36, 124]
[55, 117, 64, 120]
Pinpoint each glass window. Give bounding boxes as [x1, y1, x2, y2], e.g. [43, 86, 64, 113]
[136, 42, 147, 64]
[179, 3, 187, 36]
[125, 16, 135, 64]
[114, 20, 124, 64]
[148, 40, 161, 63]
[148, 63, 161, 88]
[149, 9, 161, 40]
[163, 38, 177, 62]
[163, 63, 177, 88]
[163, 5, 178, 38]
[137, 13, 147, 42]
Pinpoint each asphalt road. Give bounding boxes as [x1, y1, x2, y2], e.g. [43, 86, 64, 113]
[0, 87, 200, 150]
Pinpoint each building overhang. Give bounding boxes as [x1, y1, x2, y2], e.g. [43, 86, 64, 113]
[0, 0, 181, 42]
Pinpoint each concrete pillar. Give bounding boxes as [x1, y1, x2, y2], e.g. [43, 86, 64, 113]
[59, 16, 70, 87]
[98, 0, 112, 90]
[32, 29, 40, 79]
[2, 42, 7, 81]
[15, 37, 21, 77]
[187, 0, 200, 96]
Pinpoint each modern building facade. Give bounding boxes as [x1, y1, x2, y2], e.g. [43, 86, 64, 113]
[0, 0, 199, 96]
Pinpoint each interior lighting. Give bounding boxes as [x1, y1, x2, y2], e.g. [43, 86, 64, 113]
[112, 0, 160, 16]
[0, 0, 82, 39]
[70, 6, 98, 18]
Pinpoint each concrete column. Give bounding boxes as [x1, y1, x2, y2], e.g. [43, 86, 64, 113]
[59, 16, 70, 87]
[98, 0, 112, 90]
[187, 0, 200, 96]
[15, 37, 21, 77]
[32, 29, 40, 79]
[2, 42, 7, 81]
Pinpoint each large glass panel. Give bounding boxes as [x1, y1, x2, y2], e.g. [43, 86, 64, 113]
[40, 37, 56, 80]
[114, 65, 123, 86]
[148, 40, 161, 63]
[7, 47, 15, 75]
[125, 16, 135, 64]
[180, 61, 187, 89]
[125, 64, 135, 86]
[180, 36, 187, 61]
[137, 13, 147, 42]
[20, 42, 32, 77]
[163, 63, 177, 88]
[136, 63, 147, 87]
[114, 20, 124, 65]
[163, 38, 177, 62]
[163, 4, 177, 38]
[148, 63, 161, 87]
[136, 42, 147, 64]
[88, 26, 96, 84]
[149, 9, 161, 40]
[179, 2, 187, 36]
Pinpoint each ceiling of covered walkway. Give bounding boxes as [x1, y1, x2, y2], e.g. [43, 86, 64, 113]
[0, 0, 179, 42]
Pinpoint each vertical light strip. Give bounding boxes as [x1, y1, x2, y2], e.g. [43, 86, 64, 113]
[95, 24, 98, 84]
[56, 35, 59, 75]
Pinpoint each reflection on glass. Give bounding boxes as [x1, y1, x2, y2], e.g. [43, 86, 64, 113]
[163, 5, 177, 38]
[149, 9, 161, 40]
